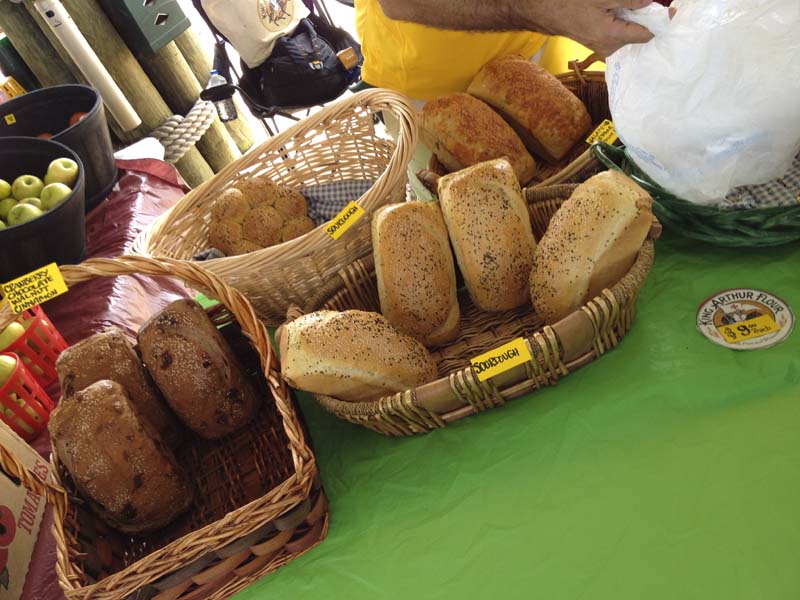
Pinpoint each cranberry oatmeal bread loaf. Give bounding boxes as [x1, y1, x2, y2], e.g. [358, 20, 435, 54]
[56, 327, 182, 448]
[48, 380, 193, 535]
[138, 299, 260, 439]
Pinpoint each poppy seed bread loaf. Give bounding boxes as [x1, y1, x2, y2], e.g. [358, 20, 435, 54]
[372, 201, 460, 347]
[278, 310, 439, 402]
[529, 171, 654, 324]
[438, 158, 538, 312]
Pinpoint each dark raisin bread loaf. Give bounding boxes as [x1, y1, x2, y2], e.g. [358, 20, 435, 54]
[56, 327, 182, 448]
[138, 299, 259, 439]
[48, 380, 193, 534]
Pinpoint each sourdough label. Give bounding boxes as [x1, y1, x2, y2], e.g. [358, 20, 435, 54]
[696, 288, 794, 350]
[325, 201, 364, 240]
[2, 263, 68, 314]
[471, 337, 532, 382]
[586, 119, 618, 145]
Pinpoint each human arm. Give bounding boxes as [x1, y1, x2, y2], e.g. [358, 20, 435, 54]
[376, 0, 656, 57]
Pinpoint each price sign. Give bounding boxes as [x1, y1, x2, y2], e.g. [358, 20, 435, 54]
[717, 314, 780, 344]
[586, 119, 618, 145]
[2, 263, 69, 314]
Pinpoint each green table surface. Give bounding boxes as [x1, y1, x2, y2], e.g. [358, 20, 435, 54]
[236, 232, 800, 600]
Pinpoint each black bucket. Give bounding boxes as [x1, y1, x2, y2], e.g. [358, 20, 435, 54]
[0, 85, 117, 212]
[0, 137, 86, 282]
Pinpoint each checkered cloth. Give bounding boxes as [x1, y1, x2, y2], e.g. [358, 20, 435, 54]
[301, 179, 376, 225]
[721, 152, 800, 209]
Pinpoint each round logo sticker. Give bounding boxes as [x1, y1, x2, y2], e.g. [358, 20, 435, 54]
[696, 288, 794, 350]
[258, 0, 294, 32]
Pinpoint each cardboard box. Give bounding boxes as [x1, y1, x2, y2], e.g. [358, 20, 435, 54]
[0, 420, 50, 599]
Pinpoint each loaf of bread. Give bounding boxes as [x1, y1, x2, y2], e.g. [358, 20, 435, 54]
[138, 299, 259, 439]
[438, 158, 538, 312]
[49, 380, 193, 534]
[372, 201, 460, 347]
[278, 310, 439, 402]
[530, 171, 654, 323]
[468, 55, 592, 163]
[208, 179, 315, 256]
[56, 327, 182, 448]
[419, 93, 537, 184]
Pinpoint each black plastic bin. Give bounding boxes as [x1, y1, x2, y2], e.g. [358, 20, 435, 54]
[0, 137, 86, 282]
[0, 85, 117, 212]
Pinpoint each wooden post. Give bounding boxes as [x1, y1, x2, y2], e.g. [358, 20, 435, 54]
[174, 29, 256, 154]
[45, 0, 214, 185]
[0, 2, 77, 87]
[136, 40, 242, 173]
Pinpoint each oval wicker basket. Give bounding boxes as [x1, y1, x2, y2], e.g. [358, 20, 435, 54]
[0, 256, 326, 600]
[282, 184, 657, 436]
[133, 88, 417, 326]
[593, 142, 800, 247]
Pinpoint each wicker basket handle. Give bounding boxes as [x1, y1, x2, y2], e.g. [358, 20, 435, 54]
[0, 441, 68, 508]
[569, 53, 605, 75]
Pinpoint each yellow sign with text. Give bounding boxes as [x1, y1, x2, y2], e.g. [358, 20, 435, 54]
[586, 119, 618, 145]
[471, 337, 532, 382]
[4, 113, 17, 125]
[325, 201, 365, 240]
[717, 314, 780, 344]
[2, 263, 69, 314]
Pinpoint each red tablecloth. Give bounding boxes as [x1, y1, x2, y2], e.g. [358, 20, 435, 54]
[22, 159, 189, 600]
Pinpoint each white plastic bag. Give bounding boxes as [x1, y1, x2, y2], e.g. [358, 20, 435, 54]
[606, 0, 800, 205]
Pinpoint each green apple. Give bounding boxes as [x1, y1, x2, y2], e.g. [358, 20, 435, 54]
[21, 197, 43, 210]
[0, 321, 24, 351]
[7, 202, 43, 226]
[40, 182, 72, 210]
[0, 221, 5, 230]
[11, 175, 44, 201]
[0, 354, 16, 386]
[0, 179, 10, 200]
[44, 158, 79, 187]
[0, 198, 16, 220]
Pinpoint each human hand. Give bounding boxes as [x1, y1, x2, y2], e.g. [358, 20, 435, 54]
[526, 0, 657, 57]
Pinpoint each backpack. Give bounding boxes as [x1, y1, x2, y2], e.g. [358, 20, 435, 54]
[194, 0, 362, 111]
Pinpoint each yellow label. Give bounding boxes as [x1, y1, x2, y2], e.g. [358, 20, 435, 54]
[325, 201, 365, 240]
[716, 314, 780, 344]
[471, 337, 532, 382]
[586, 119, 618, 145]
[1, 76, 26, 98]
[2, 263, 69, 314]
[4, 114, 16, 125]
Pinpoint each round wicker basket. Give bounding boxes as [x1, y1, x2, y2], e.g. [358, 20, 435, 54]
[281, 184, 657, 436]
[0, 255, 326, 600]
[133, 89, 417, 325]
[594, 142, 800, 247]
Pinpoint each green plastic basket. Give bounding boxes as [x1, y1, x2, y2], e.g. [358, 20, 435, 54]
[592, 142, 800, 247]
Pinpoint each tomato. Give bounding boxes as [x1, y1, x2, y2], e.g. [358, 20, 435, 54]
[0, 505, 15, 547]
[69, 112, 88, 127]
[36, 133, 53, 139]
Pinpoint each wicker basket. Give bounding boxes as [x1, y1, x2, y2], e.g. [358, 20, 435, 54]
[281, 184, 657, 436]
[133, 89, 416, 326]
[593, 141, 800, 247]
[0, 256, 326, 600]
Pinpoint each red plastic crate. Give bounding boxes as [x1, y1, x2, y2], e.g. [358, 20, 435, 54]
[1, 305, 68, 388]
[0, 352, 54, 441]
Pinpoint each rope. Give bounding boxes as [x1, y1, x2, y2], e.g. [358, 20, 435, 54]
[151, 100, 216, 163]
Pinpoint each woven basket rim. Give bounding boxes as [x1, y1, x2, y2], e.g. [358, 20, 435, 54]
[132, 88, 417, 271]
[290, 184, 655, 433]
[0, 255, 319, 598]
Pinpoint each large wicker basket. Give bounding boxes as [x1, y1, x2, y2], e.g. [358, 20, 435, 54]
[0, 256, 326, 600]
[133, 89, 416, 326]
[281, 184, 657, 436]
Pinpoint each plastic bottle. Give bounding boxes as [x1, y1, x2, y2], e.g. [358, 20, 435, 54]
[207, 69, 237, 122]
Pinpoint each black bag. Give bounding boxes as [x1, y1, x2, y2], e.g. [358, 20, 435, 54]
[194, 0, 362, 111]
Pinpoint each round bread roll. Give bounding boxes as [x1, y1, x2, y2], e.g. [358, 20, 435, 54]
[530, 171, 654, 324]
[419, 93, 537, 185]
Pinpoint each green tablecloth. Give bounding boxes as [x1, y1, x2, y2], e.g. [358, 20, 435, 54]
[237, 233, 800, 600]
